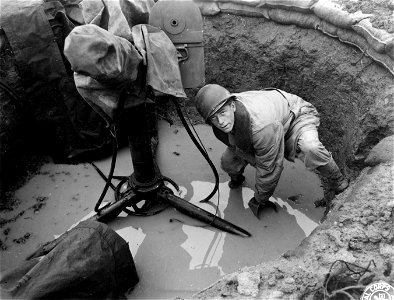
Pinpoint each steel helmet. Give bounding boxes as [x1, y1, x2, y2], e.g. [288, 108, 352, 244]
[195, 84, 232, 122]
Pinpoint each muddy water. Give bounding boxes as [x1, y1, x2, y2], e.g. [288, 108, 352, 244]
[0, 121, 324, 299]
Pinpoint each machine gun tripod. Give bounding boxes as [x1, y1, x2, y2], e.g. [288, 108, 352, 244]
[92, 98, 251, 237]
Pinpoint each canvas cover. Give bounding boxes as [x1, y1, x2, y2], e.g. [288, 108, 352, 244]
[0, 220, 139, 299]
[64, 22, 186, 124]
[0, 0, 69, 84]
[0, 0, 181, 159]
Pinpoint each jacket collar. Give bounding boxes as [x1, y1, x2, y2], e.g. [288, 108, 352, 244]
[213, 100, 253, 153]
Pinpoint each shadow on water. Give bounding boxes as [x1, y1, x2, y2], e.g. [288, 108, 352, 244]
[0, 121, 324, 299]
[120, 121, 324, 299]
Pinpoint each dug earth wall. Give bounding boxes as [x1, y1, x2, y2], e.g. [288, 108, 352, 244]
[193, 1, 394, 298]
[0, 0, 393, 298]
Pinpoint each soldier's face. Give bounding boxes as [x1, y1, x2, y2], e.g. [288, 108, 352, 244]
[210, 102, 236, 133]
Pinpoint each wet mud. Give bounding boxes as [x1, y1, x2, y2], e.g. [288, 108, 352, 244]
[0, 121, 325, 299]
[0, 1, 392, 298]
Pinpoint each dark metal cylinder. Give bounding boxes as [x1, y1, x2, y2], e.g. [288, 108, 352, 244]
[127, 103, 156, 184]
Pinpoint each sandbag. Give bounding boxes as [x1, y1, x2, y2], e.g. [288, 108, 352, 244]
[227, 0, 261, 6]
[263, 0, 317, 12]
[318, 19, 340, 38]
[364, 48, 394, 76]
[219, 2, 269, 18]
[196, 0, 394, 76]
[267, 8, 320, 29]
[0, 220, 139, 299]
[311, 0, 356, 29]
[199, 0, 317, 12]
[353, 19, 394, 58]
[336, 27, 371, 52]
[317, 21, 394, 75]
[386, 39, 394, 60]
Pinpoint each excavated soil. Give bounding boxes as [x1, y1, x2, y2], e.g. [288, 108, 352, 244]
[0, 0, 393, 299]
[201, 12, 393, 170]
[192, 9, 394, 300]
[195, 159, 394, 299]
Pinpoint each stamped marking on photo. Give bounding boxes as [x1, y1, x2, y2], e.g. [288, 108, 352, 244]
[361, 281, 394, 300]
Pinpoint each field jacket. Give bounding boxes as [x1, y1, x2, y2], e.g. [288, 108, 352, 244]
[213, 88, 319, 201]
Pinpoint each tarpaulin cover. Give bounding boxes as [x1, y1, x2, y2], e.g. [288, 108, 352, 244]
[0, 0, 183, 158]
[132, 24, 186, 98]
[0, 0, 68, 83]
[64, 24, 142, 82]
[80, 0, 155, 40]
[0, 220, 139, 299]
[0, 0, 156, 83]
[0, 0, 113, 160]
[64, 23, 186, 124]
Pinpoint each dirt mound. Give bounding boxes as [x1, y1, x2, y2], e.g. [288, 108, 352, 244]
[0, 1, 393, 297]
[195, 148, 393, 299]
[192, 7, 393, 299]
[198, 12, 393, 210]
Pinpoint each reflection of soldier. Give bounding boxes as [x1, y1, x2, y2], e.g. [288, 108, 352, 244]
[195, 84, 349, 219]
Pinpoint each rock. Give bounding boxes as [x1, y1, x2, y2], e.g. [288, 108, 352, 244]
[282, 249, 297, 259]
[269, 290, 284, 299]
[365, 136, 394, 166]
[326, 229, 345, 247]
[379, 243, 394, 258]
[331, 249, 356, 264]
[267, 276, 277, 287]
[284, 277, 295, 284]
[387, 199, 394, 209]
[281, 283, 296, 294]
[388, 0, 394, 10]
[365, 225, 382, 243]
[237, 271, 260, 297]
[348, 239, 363, 250]
[278, 277, 297, 294]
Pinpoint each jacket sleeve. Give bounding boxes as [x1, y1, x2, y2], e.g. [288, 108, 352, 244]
[253, 121, 285, 202]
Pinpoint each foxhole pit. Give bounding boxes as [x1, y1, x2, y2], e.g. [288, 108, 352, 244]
[190, 9, 394, 299]
[0, 2, 393, 300]
[201, 13, 393, 178]
[0, 121, 326, 299]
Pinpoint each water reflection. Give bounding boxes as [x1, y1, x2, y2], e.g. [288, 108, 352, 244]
[271, 197, 319, 236]
[178, 180, 320, 279]
[0, 122, 325, 300]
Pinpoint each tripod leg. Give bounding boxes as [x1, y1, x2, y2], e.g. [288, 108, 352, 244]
[94, 189, 138, 223]
[157, 189, 251, 237]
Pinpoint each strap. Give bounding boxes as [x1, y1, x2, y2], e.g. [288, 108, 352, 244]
[261, 87, 287, 99]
